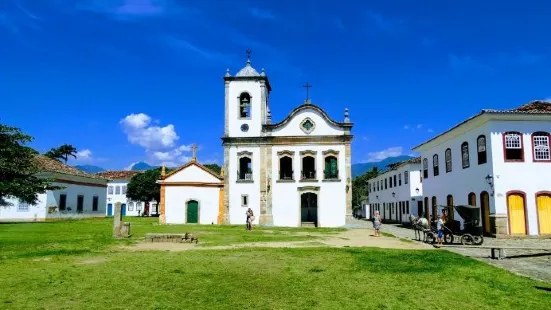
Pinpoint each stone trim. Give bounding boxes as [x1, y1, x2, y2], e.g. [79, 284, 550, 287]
[263, 103, 353, 131]
[222, 135, 353, 146]
[224, 81, 229, 136]
[237, 150, 253, 158]
[345, 142, 353, 223]
[299, 150, 317, 156]
[322, 149, 340, 156]
[237, 92, 252, 120]
[277, 150, 295, 157]
[222, 146, 230, 224]
[322, 179, 341, 182]
[297, 186, 320, 192]
[217, 187, 224, 224]
[299, 179, 319, 183]
[223, 75, 272, 91]
[159, 185, 166, 224]
[276, 179, 296, 183]
[236, 180, 254, 184]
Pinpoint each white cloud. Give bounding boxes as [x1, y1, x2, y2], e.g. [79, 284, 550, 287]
[76, 149, 92, 160]
[120, 113, 179, 150]
[403, 125, 409, 130]
[365, 147, 404, 163]
[427, 128, 434, 133]
[151, 144, 193, 164]
[125, 161, 139, 170]
[416, 124, 423, 129]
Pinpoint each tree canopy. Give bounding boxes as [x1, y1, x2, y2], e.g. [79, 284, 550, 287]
[203, 163, 222, 175]
[352, 167, 380, 209]
[126, 167, 166, 203]
[0, 124, 62, 206]
[44, 144, 78, 163]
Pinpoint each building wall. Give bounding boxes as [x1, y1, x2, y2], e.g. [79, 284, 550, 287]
[164, 186, 220, 224]
[0, 193, 47, 221]
[367, 163, 422, 223]
[227, 80, 265, 137]
[489, 120, 551, 236]
[270, 110, 344, 136]
[105, 179, 156, 216]
[227, 145, 261, 225]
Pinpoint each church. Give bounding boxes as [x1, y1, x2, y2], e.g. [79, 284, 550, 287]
[159, 54, 354, 227]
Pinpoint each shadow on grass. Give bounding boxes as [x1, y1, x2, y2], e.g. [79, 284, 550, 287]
[535, 286, 551, 292]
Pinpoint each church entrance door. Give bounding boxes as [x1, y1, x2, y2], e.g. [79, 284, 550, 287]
[187, 200, 199, 224]
[301, 193, 318, 227]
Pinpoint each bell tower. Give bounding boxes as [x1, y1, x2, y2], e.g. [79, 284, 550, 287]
[223, 50, 271, 138]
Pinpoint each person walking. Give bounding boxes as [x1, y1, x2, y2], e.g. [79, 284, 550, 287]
[373, 210, 382, 237]
[436, 214, 445, 247]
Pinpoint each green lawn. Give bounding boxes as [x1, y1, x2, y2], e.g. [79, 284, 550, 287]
[1, 218, 550, 309]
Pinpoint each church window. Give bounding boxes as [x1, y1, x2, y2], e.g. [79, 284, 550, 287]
[279, 156, 294, 180]
[324, 156, 339, 179]
[300, 151, 317, 180]
[241, 195, 248, 207]
[238, 157, 253, 181]
[128, 202, 134, 211]
[477, 135, 487, 165]
[422, 158, 428, 179]
[404, 171, 409, 184]
[239, 92, 251, 118]
[433, 154, 439, 176]
[503, 132, 523, 161]
[300, 118, 316, 134]
[445, 148, 452, 173]
[532, 132, 550, 161]
[108, 186, 113, 195]
[461, 142, 470, 168]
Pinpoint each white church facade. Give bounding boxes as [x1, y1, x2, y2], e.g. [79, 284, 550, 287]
[159, 55, 354, 227]
[221, 55, 354, 227]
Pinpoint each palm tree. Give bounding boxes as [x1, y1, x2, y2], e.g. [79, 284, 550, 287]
[44, 144, 77, 163]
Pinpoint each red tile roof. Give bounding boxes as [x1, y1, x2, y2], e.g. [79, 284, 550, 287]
[35, 156, 106, 179]
[96, 170, 141, 179]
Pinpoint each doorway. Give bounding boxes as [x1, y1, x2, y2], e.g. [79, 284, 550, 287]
[301, 192, 318, 226]
[417, 201, 423, 217]
[187, 200, 199, 223]
[480, 191, 491, 234]
[107, 203, 113, 216]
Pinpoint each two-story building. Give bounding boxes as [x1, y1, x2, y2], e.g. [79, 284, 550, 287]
[96, 170, 158, 217]
[412, 100, 551, 237]
[367, 157, 423, 223]
[0, 156, 108, 222]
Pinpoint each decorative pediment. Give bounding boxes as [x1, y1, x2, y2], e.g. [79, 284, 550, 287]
[322, 149, 339, 156]
[263, 103, 353, 132]
[300, 150, 317, 156]
[237, 150, 253, 158]
[277, 150, 295, 157]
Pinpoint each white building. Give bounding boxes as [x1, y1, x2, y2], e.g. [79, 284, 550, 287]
[367, 157, 423, 223]
[0, 156, 108, 222]
[217, 55, 353, 227]
[412, 100, 551, 237]
[96, 170, 158, 217]
[159, 157, 223, 225]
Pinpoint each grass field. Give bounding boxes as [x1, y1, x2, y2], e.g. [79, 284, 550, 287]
[1, 218, 550, 309]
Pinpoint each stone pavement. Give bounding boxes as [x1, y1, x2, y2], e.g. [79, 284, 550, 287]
[375, 221, 551, 282]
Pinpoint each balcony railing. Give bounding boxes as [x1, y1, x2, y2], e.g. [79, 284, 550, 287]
[324, 169, 339, 180]
[279, 170, 294, 180]
[237, 171, 253, 181]
[301, 170, 316, 180]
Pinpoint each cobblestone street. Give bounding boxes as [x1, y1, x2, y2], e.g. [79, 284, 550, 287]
[373, 221, 551, 282]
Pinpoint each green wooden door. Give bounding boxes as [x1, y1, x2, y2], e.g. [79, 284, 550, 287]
[187, 200, 199, 224]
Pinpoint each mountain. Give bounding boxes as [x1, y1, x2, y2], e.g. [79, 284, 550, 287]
[352, 155, 414, 178]
[129, 162, 158, 171]
[74, 165, 105, 174]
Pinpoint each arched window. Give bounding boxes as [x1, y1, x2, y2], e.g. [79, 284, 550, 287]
[279, 156, 293, 180]
[532, 132, 550, 162]
[432, 154, 439, 176]
[238, 157, 252, 180]
[445, 148, 452, 173]
[301, 156, 316, 180]
[422, 158, 428, 179]
[468, 192, 476, 206]
[477, 135, 487, 165]
[323, 150, 339, 180]
[503, 132, 524, 162]
[239, 92, 251, 118]
[461, 142, 470, 168]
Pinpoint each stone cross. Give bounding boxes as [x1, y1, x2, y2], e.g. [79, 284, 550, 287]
[303, 82, 312, 101]
[191, 144, 198, 161]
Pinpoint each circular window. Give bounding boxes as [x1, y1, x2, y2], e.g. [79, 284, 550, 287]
[241, 124, 249, 132]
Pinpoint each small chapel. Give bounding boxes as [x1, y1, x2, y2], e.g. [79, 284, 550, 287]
[159, 53, 354, 227]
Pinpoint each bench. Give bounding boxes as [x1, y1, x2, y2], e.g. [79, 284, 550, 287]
[144, 233, 199, 244]
[439, 245, 551, 260]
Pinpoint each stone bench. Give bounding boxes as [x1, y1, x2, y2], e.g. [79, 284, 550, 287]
[144, 233, 199, 244]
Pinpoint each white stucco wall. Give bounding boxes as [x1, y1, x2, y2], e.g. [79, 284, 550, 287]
[164, 165, 221, 183]
[270, 109, 344, 137]
[227, 80, 266, 137]
[228, 146, 261, 225]
[271, 144, 347, 227]
[164, 186, 220, 224]
[0, 193, 47, 221]
[367, 163, 422, 223]
[106, 179, 157, 216]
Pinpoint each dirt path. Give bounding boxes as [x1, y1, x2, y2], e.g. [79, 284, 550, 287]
[122, 229, 432, 252]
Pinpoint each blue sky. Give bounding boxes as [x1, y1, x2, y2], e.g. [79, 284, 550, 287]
[2, 0, 550, 170]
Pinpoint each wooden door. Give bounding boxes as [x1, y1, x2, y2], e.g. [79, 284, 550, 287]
[508, 194, 526, 235]
[121, 204, 126, 216]
[187, 200, 199, 223]
[107, 204, 113, 216]
[77, 195, 84, 212]
[301, 193, 318, 225]
[480, 192, 491, 234]
[537, 194, 551, 235]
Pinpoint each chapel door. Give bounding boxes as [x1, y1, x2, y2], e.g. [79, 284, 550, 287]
[187, 200, 199, 224]
[107, 204, 113, 216]
[301, 193, 318, 226]
[537, 194, 551, 235]
[508, 194, 526, 235]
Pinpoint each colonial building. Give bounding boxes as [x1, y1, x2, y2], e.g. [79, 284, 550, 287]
[367, 157, 423, 223]
[412, 100, 551, 237]
[158, 151, 224, 225]
[0, 156, 108, 222]
[219, 55, 354, 227]
[96, 170, 158, 216]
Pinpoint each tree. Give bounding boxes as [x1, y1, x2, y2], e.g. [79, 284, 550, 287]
[126, 167, 165, 204]
[203, 163, 222, 175]
[352, 167, 381, 209]
[44, 144, 78, 163]
[0, 124, 62, 206]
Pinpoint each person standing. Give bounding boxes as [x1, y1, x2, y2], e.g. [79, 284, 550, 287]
[373, 210, 382, 237]
[436, 214, 445, 247]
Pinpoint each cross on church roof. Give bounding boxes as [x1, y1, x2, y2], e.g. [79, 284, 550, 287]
[191, 144, 197, 162]
[303, 82, 312, 102]
[245, 48, 252, 63]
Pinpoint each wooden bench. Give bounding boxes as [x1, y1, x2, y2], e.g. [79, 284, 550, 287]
[440, 245, 551, 260]
[144, 233, 199, 244]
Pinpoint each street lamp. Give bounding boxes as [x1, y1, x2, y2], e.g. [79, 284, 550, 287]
[415, 188, 419, 194]
[485, 174, 494, 187]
